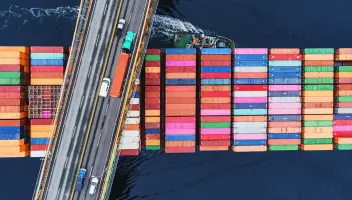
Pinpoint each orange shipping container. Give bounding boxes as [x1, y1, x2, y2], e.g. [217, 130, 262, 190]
[199, 146, 228, 151]
[0, 51, 28, 59]
[0, 138, 26, 146]
[268, 121, 301, 128]
[166, 86, 196, 92]
[201, 97, 231, 104]
[166, 92, 196, 98]
[268, 128, 301, 133]
[233, 116, 267, 122]
[303, 97, 333, 102]
[0, 105, 27, 112]
[124, 124, 140, 130]
[145, 92, 160, 98]
[30, 131, 52, 138]
[0, 99, 25, 106]
[302, 133, 332, 138]
[303, 54, 334, 60]
[302, 108, 333, 115]
[145, 67, 160, 73]
[30, 125, 53, 132]
[303, 127, 333, 133]
[166, 97, 195, 104]
[334, 137, 352, 144]
[336, 72, 352, 78]
[165, 109, 195, 116]
[145, 110, 160, 116]
[0, 151, 29, 157]
[303, 102, 333, 108]
[0, 144, 28, 153]
[303, 115, 333, 121]
[336, 48, 352, 54]
[201, 54, 231, 60]
[300, 144, 333, 151]
[146, 140, 160, 146]
[165, 141, 195, 147]
[145, 134, 160, 140]
[0, 112, 27, 119]
[303, 60, 334, 66]
[145, 117, 160, 123]
[166, 104, 196, 109]
[0, 58, 28, 66]
[30, 72, 63, 79]
[166, 54, 196, 60]
[0, 46, 29, 53]
[335, 54, 352, 61]
[302, 91, 333, 97]
[31, 79, 63, 85]
[166, 73, 196, 79]
[232, 146, 267, 152]
[0, 119, 27, 126]
[270, 48, 300, 54]
[268, 139, 300, 145]
[303, 72, 334, 78]
[201, 85, 231, 91]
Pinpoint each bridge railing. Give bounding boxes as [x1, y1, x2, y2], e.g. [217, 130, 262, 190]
[32, 0, 94, 199]
[99, 0, 160, 199]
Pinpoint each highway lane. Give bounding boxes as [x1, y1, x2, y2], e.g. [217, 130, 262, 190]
[42, 0, 121, 199]
[73, 0, 149, 199]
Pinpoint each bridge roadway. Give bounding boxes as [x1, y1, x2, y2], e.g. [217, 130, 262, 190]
[72, 0, 148, 199]
[41, 0, 123, 199]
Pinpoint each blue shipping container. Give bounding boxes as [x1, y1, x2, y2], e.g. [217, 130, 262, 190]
[145, 129, 160, 134]
[234, 103, 267, 109]
[235, 54, 268, 61]
[201, 48, 231, 55]
[31, 138, 50, 144]
[234, 61, 267, 66]
[234, 78, 267, 85]
[0, 126, 25, 134]
[233, 139, 267, 146]
[269, 72, 301, 78]
[201, 66, 231, 73]
[31, 59, 65, 66]
[268, 133, 301, 139]
[269, 78, 301, 84]
[132, 92, 139, 98]
[0, 132, 25, 140]
[333, 114, 352, 120]
[269, 115, 301, 121]
[269, 91, 301, 97]
[165, 48, 196, 55]
[165, 134, 195, 141]
[165, 79, 196, 85]
[269, 66, 301, 72]
[201, 79, 231, 85]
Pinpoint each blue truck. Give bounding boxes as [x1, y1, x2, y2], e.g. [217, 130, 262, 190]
[75, 168, 87, 191]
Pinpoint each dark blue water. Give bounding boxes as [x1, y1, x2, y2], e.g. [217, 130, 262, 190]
[1, 0, 352, 199]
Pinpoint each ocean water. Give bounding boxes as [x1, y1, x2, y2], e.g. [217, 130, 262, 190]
[0, 0, 352, 199]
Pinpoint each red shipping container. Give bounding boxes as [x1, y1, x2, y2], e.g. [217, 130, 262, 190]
[0, 99, 25, 106]
[145, 80, 160, 85]
[145, 92, 160, 98]
[130, 104, 140, 110]
[303, 60, 334, 66]
[0, 119, 27, 126]
[31, 144, 48, 151]
[145, 73, 159, 79]
[233, 72, 267, 78]
[165, 147, 195, 153]
[30, 46, 64, 53]
[201, 103, 231, 109]
[30, 119, 54, 125]
[0, 86, 25, 93]
[233, 85, 267, 91]
[201, 60, 231, 66]
[343, 62, 352, 66]
[166, 66, 196, 73]
[145, 61, 160, 67]
[166, 86, 196, 92]
[31, 72, 63, 79]
[145, 123, 160, 129]
[165, 97, 194, 104]
[145, 97, 160, 104]
[201, 91, 231, 98]
[145, 104, 160, 109]
[120, 149, 139, 156]
[30, 66, 64, 72]
[336, 84, 352, 90]
[335, 102, 352, 108]
[201, 72, 231, 79]
[165, 116, 196, 123]
[200, 140, 231, 146]
[200, 134, 230, 140]
[145, 86, 160, 92]
[146, 49, 160, 55]
[0, 65, 26, 72]
[269, 54, 302, 60]
[333, 120, 352, 126]
[145, 134, 160, 140]
[201, 116, 230, 122]
[334, 132, 352, 137]
[303, 102, 333, 108]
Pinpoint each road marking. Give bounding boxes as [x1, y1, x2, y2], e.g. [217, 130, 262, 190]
[95, 33, 100, 47]
[87, 64, 92, 77]
[97, 133, 102, 147]
[64, 157, 68, 169]
[79, 96, 84, 108]
[71, 125, 77, 139]
[104, 104, 109, 116]
[103, 3, 108, 16]
[55, 188, 61, 200]
[89, 166, 94, 177]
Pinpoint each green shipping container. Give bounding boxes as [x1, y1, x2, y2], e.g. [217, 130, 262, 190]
[268, 145, 299, 151]
[145, 55, 160, 61]
[303, 48, 334, 54]
[0, 79, 26, 85]
[0, 72, 26, 78]
[336, 96, 352, 102]
[303, 78, 334, 84]
[201, 122, 231, 128]
[303, 85, 333, 91]
[337, 66, 352, 72]
[335, 144, 352, 150]
[304, 66, 334, 72]
[302, 138, 332, 145]
[146, 145, 160, 150]
[303, 120, 333, 127]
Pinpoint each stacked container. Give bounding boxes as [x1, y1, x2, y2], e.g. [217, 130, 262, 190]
[267, 48, 302, 151]
[334, 48, 352, 150]
[0, 47, 29, 85]
[165, 48, 196, 153]
[232, 48, 268, 152]
[119, 78, 141, 156]
[199, 48, 231, 151]
[301, 48, 334, 150]
[144, 49, 161, 150]
[30, 46, 66, 85]
[30, 119, 53, 157]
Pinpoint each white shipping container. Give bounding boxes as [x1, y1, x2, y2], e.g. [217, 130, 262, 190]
[233, 67, 267, 72]
[269, 97, 300, 103]
[130, 98, 139, 105]
[127, 111, 140, 118]
[118, 143, 140, 150]
[121, 130, 140, 137]
[233, 91, 267, 97]
[120, 136, 140, 143]
[30, 151, 46, 157]
[233, 127, 267, 134]
[124, 117, 140, 124]
[232, 122, 267, 128]
[335, 108, 352, 114]
[134, 79, 140, 85]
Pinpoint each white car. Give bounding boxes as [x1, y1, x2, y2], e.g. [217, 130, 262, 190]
[99, 78, 111, 97]
[116, 19, 125, 37]
[89, 176, 99, 195]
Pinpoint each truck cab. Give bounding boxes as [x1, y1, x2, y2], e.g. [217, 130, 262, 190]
[75, 168, 87, 191]
[122, 31, 136, 53]
[116, 19, 125, 38]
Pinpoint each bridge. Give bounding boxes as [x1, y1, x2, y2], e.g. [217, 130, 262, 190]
[32, 0, 159, 199]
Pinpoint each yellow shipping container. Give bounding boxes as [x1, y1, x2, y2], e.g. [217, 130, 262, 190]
[146, 140, 160, 146]
[0, 112, 27, 119]
[334, 137, 352, 144]
[303, 54, 334, 60]
[303, 115, 333, 121]
[337, 90, 352, 96]
[301, 144, 333, 151]
[302, 97, 333, 102]
[30, 131, 52, 138]
[200, 146, 228, 151]
[0, 144, 28, 153]
[166, 73, 196, 79]
[30, 79, 63, 85]
[145, 117, 160, 123]
[302, 91, 333, 97]
[336, 72, 352, 78]
[303, 127, 333, 133]
[335, 54, 352, 61]
[302, 108, 333, 115]
[232, 145, 267, 152]
[0, 138, 25, 147]
[30, 125, 54, 132]
[0, 46, 29, 53]
[145, 67, 160, 73]
[145, 110, 160, 116]
[0, 151, 29, 157]
[302, 133, 333, 139]
[0, 58, 29, 66]
[0, 51, 28, 59]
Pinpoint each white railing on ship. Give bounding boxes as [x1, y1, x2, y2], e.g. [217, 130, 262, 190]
[31, 0, 92, 199]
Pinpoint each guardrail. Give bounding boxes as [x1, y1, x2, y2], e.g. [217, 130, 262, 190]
[32, 0, 94, 199]
[99, 0, 160, 199]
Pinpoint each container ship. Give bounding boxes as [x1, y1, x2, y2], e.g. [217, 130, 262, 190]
[1, 45, 352, 157]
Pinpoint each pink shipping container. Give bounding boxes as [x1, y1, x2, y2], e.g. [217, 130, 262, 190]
[200, 110, 230, 115]
[30, 46, 64, 53]
[268, 109, 301, 115]
[234, 48, 268, 54]
[233, 97, 267, 103]
[269, 103, 301, 109]
[166, 61, 196, 66]
[165, 129, 196, 134]
[269, 85, 301, 91]
[333, 126, 352, 131]
[0, 86, 24, 93]
[30, 66, 64, 72]
[165, 123, 196, 129]
[233, 134, 267, 140]
[200, 128, 231, 134]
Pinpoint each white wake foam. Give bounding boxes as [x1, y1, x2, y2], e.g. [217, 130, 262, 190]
[0, 5, 211, 38]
